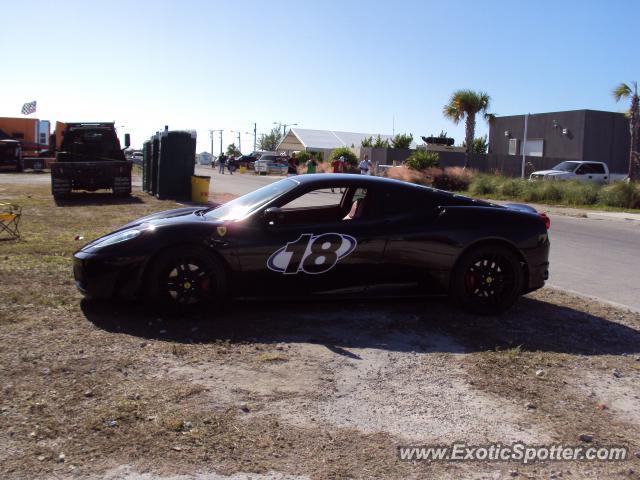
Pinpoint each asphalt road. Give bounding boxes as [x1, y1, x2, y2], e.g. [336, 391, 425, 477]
[547, 215, 640, 311]
[197, 166, 640, 312]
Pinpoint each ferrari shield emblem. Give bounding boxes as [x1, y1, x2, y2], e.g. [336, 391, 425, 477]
[217, 226, 227, 237]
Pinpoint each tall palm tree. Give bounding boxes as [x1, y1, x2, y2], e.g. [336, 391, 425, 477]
[443, 90, 491, 168]
[612, 81, 639, 181]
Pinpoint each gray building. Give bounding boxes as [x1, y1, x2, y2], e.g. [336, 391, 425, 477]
[488, 109, 630, 174]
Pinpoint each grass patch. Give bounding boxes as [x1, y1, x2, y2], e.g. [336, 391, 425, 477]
[467, 174, 640, 211]
[0, 184, 183, 323]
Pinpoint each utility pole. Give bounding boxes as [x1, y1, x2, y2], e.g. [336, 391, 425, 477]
[210, 129, 223, 156]
[231, 130, 252, 154]
[521, 113, 529, 179]
[231, 130, 241, 153]
[274, 121, 298, 137]
[253, 122, 257, 152]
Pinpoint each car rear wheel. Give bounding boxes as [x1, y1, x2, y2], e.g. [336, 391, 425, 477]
[450, 245, 523, 315]
[146, 246, 227, 312]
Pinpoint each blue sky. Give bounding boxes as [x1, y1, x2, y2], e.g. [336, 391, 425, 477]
[2, 0, 638, 152]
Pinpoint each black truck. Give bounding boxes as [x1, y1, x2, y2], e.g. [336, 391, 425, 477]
[50, 122, 132, 198]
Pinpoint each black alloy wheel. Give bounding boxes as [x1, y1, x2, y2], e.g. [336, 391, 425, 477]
[451, 245, 523, 315]
[147, 246, 227, 311]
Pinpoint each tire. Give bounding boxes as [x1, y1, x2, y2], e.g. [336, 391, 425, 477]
[449, 244, 524, 315]
[145, 246, 228, 312]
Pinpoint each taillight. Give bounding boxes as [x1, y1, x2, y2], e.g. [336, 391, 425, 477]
[539, 212, 550, 229]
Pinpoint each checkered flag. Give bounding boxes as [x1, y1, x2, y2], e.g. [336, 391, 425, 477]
[21, 101, 37, 115]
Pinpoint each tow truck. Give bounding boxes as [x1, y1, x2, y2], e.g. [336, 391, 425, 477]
[50, 122, 131, 198]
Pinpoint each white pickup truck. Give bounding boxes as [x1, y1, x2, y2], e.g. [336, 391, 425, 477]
[529, 161, 625, 183]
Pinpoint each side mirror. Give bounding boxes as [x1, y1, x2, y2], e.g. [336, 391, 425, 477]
[264, 207, 284, 224]
[124, 133, 131, 148]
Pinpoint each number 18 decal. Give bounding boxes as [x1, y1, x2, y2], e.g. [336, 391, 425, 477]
[267, 233, 357, 275]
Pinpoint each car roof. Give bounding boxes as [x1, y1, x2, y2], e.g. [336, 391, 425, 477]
[298, 173, 432, 193]
[291, 173, 491, 204]
[292, 173, 428, 189]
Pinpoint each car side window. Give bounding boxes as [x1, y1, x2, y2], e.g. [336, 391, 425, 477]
[575, 165, 587, 174]
[281, 188, 343, 210]
[275, 186, 373, 226]
[589, 163, 605, 174]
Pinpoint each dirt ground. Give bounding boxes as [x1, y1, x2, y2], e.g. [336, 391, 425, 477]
[1, 180, 640, 479]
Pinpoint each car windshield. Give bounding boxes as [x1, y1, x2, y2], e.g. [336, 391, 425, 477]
[204, 178, 298, 221]
[552, 161, 579, 172]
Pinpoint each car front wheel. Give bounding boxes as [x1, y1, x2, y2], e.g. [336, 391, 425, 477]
[146, 246, 227, 312]
[450, 244, 524, 315]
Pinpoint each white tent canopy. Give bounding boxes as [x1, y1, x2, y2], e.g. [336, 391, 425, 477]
[276, 128, 414, 152]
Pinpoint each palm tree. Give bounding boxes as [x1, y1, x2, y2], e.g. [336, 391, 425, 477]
[612, 81, 639, 182]
[443, 90, 491, 168]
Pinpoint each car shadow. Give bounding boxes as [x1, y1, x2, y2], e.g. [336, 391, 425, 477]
[81, 295, 640, 356]
[54, 193, 144, 207]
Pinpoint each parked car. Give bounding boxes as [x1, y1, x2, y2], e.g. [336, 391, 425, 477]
[529, 161, 614, 183]
[73, 174, 550, 315]
[254, 154, 289, 175]
[235, 154, 259, 170]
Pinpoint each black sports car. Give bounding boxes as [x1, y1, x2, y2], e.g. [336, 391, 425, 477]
[73, 174, 550, 314]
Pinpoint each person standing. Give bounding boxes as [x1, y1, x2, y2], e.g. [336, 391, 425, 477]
[288, 153, 298, 175]
[359, 155, 373, 175]
[331, 155, 345, 193]
[332, 155, 344, 174]
[227, 155, 237, 175]
[306, 157, 317, 174]
[218, 154, 227, 174]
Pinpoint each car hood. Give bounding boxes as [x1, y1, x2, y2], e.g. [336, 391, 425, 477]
[118, 207, 206, 231]
[532, 170, 571, 176]
[79, 207, 229, 253]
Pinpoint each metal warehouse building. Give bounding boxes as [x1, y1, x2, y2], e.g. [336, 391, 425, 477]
[488, 109, 630, 174]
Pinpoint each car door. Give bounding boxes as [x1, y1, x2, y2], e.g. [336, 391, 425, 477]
[588, 162, 608, 183]
[232, 183, 387, 297]
[575, 163, 598, 182]
[374, 187, 449, 295]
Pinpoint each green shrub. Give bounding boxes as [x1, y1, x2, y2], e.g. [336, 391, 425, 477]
[405, 150, 439, 170]
[391, 133, 413, 149]
[373, 135, 390, 148]
[295, 151, 312, 163]
[520, 181, 562, 203]
[598, 181, 640, 208]
[540, 182, 563, 203]
[561, 181, 600, 206]
[469, 174, 500, 196]
[498, 178, 526, 198]
[329, 147, 358, 166]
